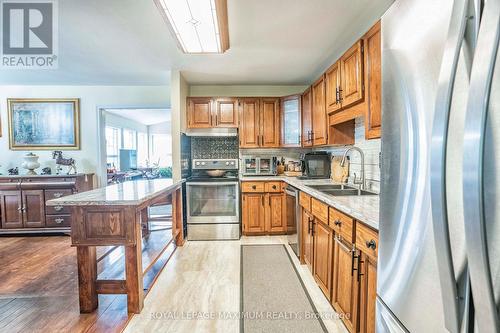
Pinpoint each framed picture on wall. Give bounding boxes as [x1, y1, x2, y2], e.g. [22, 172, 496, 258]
[7, 98, 80, 150]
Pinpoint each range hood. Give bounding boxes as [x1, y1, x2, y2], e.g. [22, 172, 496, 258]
[184, 128, 238, 137]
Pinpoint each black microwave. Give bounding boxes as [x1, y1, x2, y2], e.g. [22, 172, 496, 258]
[301, 152, 331, 179]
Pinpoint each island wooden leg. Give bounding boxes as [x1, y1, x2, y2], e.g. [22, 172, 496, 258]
[125, 213, 144, 313]
[77, 246, 98, 313]
[140, 207, 150, 236]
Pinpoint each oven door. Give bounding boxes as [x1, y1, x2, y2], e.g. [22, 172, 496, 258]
[186, 182, 239, 224]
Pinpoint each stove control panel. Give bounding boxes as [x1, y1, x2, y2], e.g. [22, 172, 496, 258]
[192, 159, 238, 170]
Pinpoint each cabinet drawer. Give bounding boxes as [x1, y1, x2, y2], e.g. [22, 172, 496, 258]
[329, 207, 355, 242]
[46, 215, 72, 227]
[46, 204, 70, 215]
[311, 198, 328, 223]
[241, 182, 265, 193]
[356, 222, 378, 259]
[299, 192, 311, 211]
[265, 182, 282, 193]
[45, 189, 73, 200]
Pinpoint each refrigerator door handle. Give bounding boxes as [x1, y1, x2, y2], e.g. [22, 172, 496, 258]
[463, 0, 500, 331]
[430, 0, 471, 331]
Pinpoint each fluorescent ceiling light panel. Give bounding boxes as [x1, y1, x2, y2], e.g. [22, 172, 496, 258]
[155, 0, 229, 53]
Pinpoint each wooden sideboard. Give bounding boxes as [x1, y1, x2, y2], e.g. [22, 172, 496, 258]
[0, 174, 94, 234]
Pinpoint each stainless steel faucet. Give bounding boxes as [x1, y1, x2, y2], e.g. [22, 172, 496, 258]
[340, 146, 365, 190]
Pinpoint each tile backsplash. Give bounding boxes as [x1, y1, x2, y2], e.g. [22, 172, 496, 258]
[315, 117, 381, 192]
[191, 137, 239, 159]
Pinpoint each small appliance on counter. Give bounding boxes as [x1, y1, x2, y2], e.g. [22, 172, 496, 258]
[241, 156, 277, 176]
[299, 151, 331, 179]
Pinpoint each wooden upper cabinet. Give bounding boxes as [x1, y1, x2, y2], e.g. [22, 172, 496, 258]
[281, 95, 301, 147]
[22, 190, 45, 228]
[363, 21, 382, 139]
[340, 40, 364, 109]
[301, 88, 313, 147]
[260, 98, 280, 148]
[312, 76, 328, 146]
[214, 98, 238, 128]
[239, 98, 260, 148]
[0, 190, 23, 229]
[326, 61, 342, 113]
[187, 97, 213, 128]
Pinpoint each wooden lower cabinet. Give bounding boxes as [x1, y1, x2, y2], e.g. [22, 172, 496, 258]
[265, 193, 286, 233]
[241, 181, 285, 235]
[358, 252, 377, 333]
[242, 193, 266, 233]
[301, 209, 314, 272]
[22, 190, 45, 228]
[0, 190, 23, 229]
[313, 219, 333, 300]
[332, 235, 359, 333]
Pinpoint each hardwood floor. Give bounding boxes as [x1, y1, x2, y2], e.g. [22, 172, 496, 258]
[0, 224, 175, 333]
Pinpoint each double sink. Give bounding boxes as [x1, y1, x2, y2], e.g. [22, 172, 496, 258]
[305, 184, 377, 197]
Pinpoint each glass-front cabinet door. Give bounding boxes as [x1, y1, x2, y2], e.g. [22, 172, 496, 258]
[281, 95, 301, 147]
[259, 158, 274, 174]
[187, 183, 239, 223]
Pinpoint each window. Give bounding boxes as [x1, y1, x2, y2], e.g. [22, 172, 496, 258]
[105, 126, 121, 169]
[123, 129, 137, 150]
[137, 132, 148, 167]
[150, 134, 172, 167]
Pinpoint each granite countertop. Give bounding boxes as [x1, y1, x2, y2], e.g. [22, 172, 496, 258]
[240, 176, 379, 231]
[46, 179, 185, 206]
[0, 173, 93, 178]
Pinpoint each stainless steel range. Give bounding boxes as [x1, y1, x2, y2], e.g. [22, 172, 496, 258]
[186, 158, 240, 240]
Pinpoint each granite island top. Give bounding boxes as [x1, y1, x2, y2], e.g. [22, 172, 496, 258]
[240, 176, 379, 231]
[46, 178, 185, 206]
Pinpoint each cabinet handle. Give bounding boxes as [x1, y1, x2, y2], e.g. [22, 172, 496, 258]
[17, 205, 22, 212]
[335, 87, 340, 103]
[351, 248, 359, 277]
[261, 195, 264, 206]
[334, 219, 342, 226]
[54, 205, 64, 212]
[54, 218, 64, 224]
[366, 239, 377, 250]
[357, 254, 364, 282]
[53, 192, 64, 198]
[338, 88, 343, 102]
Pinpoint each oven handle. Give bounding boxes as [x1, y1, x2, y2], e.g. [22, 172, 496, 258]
[187, 181, 239, 186]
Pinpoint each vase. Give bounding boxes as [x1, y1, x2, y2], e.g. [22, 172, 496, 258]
[22, 152, 40, 175]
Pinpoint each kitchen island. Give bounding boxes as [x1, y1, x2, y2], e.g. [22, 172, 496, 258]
[46, 178, 185, 314]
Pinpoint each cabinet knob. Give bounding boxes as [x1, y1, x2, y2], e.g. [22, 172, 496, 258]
[53, 192, 64, 198]
[252, 185, 256, 190]
[366, 239, 377, 250]
[272, 185, 277, 190]
[54, 218, 64, 224]
[54, 205, 64, 212]
[334, 219, 342, 226]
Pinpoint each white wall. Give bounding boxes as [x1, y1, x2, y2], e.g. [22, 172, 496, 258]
[189, 85, 308, 97]
[105, 112, 148, 133]
[148, 121, 171, 134]
[0, 85, 170, 178]
[170, 71, 188, 181]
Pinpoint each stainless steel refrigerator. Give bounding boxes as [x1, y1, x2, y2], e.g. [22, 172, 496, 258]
[378, 0, 500, 331]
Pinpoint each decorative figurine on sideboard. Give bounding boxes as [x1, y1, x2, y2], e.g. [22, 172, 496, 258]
[21, 152, 41, 175]
[41, 167, 52, 175]
[8, 167, 19, 175]
[52, 151, 77, 175]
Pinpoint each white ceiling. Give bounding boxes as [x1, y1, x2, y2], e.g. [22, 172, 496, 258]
[0, 0, 393, 86]
[106, 108, 171, 125]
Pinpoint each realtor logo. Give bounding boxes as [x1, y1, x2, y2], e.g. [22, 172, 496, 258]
[1, 0, 58, 68]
